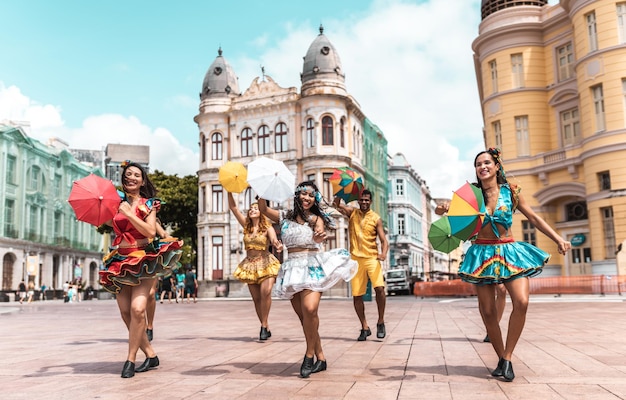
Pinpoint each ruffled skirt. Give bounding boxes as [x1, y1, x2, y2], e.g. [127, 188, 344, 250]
[233, 252, 281, 284]
[99, 237, 183, 294]
[274, 248, 358, 299]
[459, 239, 549, 285]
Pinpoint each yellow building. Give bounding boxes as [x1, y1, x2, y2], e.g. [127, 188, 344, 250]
[473, 0, 626, 276]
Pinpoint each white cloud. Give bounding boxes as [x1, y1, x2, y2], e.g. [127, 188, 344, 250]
[0, 82, 198, 177]
[232, 0, 485, 198]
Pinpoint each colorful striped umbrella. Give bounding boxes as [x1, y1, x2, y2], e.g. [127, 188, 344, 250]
[329, 167, 364, 204]
[447, 182, 486, 241]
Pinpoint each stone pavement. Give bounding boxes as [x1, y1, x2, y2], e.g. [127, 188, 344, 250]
[1, 294, 626, 400]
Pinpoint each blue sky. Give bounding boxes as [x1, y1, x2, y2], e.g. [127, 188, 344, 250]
[0, 0, 556, 198]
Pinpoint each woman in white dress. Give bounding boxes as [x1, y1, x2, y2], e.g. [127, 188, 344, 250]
[258, 181, 357, 378]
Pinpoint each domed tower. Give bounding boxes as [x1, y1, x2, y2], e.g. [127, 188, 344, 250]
[300, 25, 346, 97]
[481, 0, 547, 20]
[199, 47, 240, 101]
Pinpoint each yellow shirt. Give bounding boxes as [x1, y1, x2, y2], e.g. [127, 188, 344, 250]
[348, 209, 380, 258]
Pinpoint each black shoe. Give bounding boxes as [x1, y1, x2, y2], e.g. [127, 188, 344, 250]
[357, 328, 371, 341]
[260, 327, 271, 340]
[376, 323, 386, 339]
[483, 335, 490, 343]
[501, 359, 515, 381]
[121, 360, 135, 378]
[300, 356, 314, 378]
[491, 357, 504, 377]
[146, 329, 153, 342]
[312, 359, 327, 373]
[135, 356, 159, 373]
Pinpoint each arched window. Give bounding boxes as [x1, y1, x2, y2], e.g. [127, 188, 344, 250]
[200, 133, 206, 163]
[241, 128, 253, 157]
[211, 132, 223, 160]
[340, 118, 345, 148]
[306, 118, 315, 148]
[275, 122, 288, 153]
[322, 116, 334, 146]
[258, 125, 270, 155]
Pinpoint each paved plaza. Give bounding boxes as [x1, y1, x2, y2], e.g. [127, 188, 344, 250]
[1, 294, 626, 400]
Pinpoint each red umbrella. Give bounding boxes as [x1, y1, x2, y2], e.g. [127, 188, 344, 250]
[68, 174, 121, 226]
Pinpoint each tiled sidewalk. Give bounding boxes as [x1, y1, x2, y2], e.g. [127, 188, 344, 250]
[1, 294, 625, 399]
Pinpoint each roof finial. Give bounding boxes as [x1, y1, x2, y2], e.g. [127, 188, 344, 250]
[319, 24, 324, 35]
[218, 46, 223, 56]
[261, 65, 266, 81]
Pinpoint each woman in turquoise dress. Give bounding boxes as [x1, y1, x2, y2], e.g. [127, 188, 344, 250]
[99, 161, 182, 378]
[436, 148, 571, 382]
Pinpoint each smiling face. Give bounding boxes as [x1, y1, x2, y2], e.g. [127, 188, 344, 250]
[247, 203, 260, 219]
[357, 193, 372, 212]
[122, 166, 144, 194]
[474, 152, 499, 183]
[298, 187, 316, 210]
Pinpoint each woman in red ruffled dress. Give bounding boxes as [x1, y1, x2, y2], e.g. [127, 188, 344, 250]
[99, 161, 182, 378]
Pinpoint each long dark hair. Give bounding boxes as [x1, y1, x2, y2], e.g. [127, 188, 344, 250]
[473, 148, 508, 189]
[286, 180, 334, 229]
[121, 161, 157, 198]
[473, 148, 519, 208]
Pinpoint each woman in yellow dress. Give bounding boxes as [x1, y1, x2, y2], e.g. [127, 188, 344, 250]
[228, 192, 282, 340]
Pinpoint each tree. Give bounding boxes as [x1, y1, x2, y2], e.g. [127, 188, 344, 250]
[149, 170, 198, 266]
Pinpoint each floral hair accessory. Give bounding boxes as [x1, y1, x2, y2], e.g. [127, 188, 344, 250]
[120, 160, 131, 168]
[295, 185, 322, 203]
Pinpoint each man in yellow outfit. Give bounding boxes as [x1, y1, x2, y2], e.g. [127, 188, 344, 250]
[334, 189, 389, 341]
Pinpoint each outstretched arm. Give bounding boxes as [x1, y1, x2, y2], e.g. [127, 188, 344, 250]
[257, 197, 280, 223]
[516, 193, 571, 255]
[228, 192, 247, 227]
[332, 196, 354, 217]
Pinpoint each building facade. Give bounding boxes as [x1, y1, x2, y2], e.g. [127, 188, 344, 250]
[0, 124, 104, 298]
[473, 0, 626, 276]
[194, 27, 389, 282]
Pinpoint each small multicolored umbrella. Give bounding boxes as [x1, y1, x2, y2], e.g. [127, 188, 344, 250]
[218, 161, 248, 193]
[428, 216, 462, 253]
[447, 182, 486, 241]
[329, 167, 364, 204]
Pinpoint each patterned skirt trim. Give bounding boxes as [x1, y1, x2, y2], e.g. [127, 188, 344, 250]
[99, 237, 183, 294]
[459, 239, 550, 285]
[233, 252, 281, 284]
[274, 248, 358, 299]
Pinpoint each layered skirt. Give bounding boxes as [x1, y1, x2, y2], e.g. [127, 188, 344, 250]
[459, 238, 549, 285]
[233, 253, 281, 284]
[99, 237, 183, 294]
[274, 248, 358, 299]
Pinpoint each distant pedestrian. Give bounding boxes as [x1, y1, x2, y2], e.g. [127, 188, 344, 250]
[27, 281, 36, 303]
[18, 281, 26, 304]
[183, 267, 198, 304]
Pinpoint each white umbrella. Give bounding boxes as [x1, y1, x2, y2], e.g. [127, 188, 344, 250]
[247, 157, 296, 203]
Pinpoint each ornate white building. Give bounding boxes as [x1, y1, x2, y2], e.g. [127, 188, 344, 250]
[194, 27, 388, 282]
